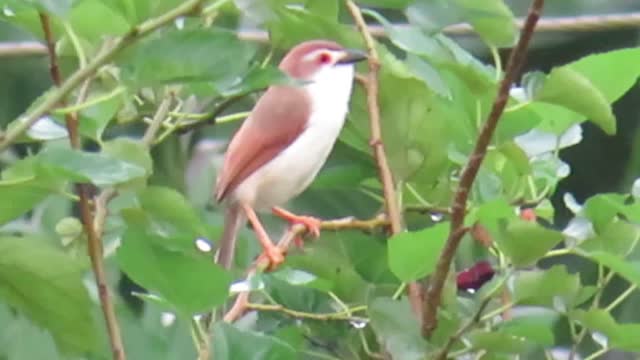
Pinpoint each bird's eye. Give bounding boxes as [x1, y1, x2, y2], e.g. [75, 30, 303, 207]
[318, 52, 332, 64]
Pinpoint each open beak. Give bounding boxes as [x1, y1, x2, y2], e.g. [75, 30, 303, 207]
[336, 49, 368, 64]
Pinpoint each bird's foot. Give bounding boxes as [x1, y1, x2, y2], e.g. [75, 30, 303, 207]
[258, 245, 285, 270]
[272, 207, 322, 239]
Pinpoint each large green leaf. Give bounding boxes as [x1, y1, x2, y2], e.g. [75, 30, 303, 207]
[119, 28, 256, 88]
[495, 219, 563, 267]
[36, 147, 147, 186]
[0, 177, 52, 225]
[407, 0, 518, 47]
[569, 47, 640, 104]
[117, 187, 229, 314]
[512, 265, 581, 307]
[387, 222, 448, 282]
[117, 209, 231, 315]
[0, 236, 98, 355]
[584, 251, 640, 287]
[531, 67, 616, 135]
[213, 322, 297, 360]
[453, 0, 517, 47]
[573, 309, 640, 352]
[368, 297, 430, 359]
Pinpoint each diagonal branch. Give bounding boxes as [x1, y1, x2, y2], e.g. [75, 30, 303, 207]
[0, 0, 206, 152]
[38, 13, 126, 360]
[345, 0, 424, 320]
[422, 0, 545, 337]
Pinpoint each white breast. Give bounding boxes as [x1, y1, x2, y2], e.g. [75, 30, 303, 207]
[232, 64, 356, 211]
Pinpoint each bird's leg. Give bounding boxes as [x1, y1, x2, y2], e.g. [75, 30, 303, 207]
[241, 203, 285, 267]
[272, 207, 322, 247]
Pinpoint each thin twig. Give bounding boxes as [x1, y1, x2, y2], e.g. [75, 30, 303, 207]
[223, 214, 389, 322]
[345, 0, 425, 320]
[422, 0, 545, 338]
[0, 0, 206, 152]
[244, 303, 367, 322]
[5, 12, 640, 57]
[435, 297, 492, 360]
[38, 13, 126, 360]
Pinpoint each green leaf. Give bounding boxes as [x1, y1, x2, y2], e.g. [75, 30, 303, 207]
[0, 236, 98, 355]
[468, 330, 529, 354]
[581, 220, 640, 256]
[37, 147, 147, 187]
[102, 138, 153, 189]
[583, 251, 640, 287]
[0, 304, 61, 360]
[453, 0, 517, 47]
[407, 0, 517, 47]
[387, 222, 448, 281]
[367, 11, 495, 93]
[368, 297, 429, 360]
[495, 219, 563, 267]
[24, 0, 74, 17]
[512, 265, 581, 307]
[119, 28, 256, 88]
[356, 0, 413, 8]
[213, 322, 297, 360]
[583, 193, 629, 232]
[0, 177, 52, 225]
[117, 208, 231, 315]
[532, 67, 616, 135]
[136, 186, 210, 236]
[500, 312, 560, 346]
[568, 47, 640, 104]
[77, 90, 122, 142]
[573, 309, 640, 352]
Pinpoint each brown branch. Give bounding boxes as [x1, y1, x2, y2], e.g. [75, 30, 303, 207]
[38, 13, 126, 360]
[5, 12, 640, 58]
[421, 0, 545, 338]
[223, 214, 389, 322]
[345, 0, 425, 320]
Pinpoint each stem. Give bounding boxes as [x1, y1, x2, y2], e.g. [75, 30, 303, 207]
[38, 13, 126, 360]
[422, 0, 545, 337]
[0, 0, 205, 152]
[244, 303, 367, 322]
[605, 284, 637, 312]
[345, 0, 423, 320]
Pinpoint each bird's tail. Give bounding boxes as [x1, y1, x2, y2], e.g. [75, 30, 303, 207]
[215, 204, 245, 269]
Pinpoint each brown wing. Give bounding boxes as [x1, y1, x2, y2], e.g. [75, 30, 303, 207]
[215, 86, 311, 202]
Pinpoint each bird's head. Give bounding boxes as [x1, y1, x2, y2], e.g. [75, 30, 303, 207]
[278, 40, 367, 81]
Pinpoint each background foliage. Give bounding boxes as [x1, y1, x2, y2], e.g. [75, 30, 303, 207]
[1, 0, 640, 359]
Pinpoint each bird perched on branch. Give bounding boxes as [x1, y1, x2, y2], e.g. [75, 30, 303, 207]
[214, 40, 366, 269]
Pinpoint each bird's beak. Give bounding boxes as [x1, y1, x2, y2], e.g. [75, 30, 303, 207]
[336, 49, 368, 64]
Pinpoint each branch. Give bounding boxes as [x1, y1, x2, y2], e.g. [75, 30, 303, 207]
[4, 12, 640, 58]
[345, 0, 425, 320]
[223, 214, 389, 322]
[422, 0, 545, 338]
[435, 296, 492, 360]
[0, 0, 205, 152]
[244, 303, 367, 322]
[38, 13, 126, 360]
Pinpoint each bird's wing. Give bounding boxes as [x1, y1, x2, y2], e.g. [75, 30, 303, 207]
[215, 86, 311, 202]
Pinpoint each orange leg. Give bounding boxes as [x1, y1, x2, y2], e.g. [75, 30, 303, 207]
[272, 207, 322, 243]
[241, 204, 285, 268]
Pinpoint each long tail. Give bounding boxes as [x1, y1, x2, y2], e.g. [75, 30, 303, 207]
[215, 204, 245, 269]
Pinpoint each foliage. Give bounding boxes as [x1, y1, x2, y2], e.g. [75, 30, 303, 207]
[0, 0, 639, 359]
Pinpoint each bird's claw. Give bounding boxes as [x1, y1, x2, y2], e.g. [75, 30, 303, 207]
[258, 246, 286, 270]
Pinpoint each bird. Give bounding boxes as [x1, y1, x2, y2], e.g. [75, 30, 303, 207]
[214, 40, 367, 269]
